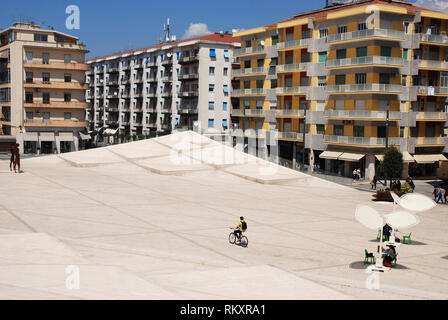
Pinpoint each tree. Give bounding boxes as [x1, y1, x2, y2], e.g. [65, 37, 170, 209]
[380, 148, 403, 188]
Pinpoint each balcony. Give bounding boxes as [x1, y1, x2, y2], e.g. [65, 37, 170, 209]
[122, 66, 131, 71]
[324, 135, 402, 146]
[277, 132, 304, 141]
[178, 73, 199, 80]
[121, 93, 130, 99]
[232, 88, 266, 96]
[232, 67, 267, 77]
[231, 109, 245, 116]
[161, 123, 171, 130]
[230, 129, 266, 138]
[415, 112, 447, 121]
[24, 119, 89, 128]
[147, 92, 157, 98]
[24, 101, 88, 110]
[276, 86, 308, 95]
[325, 84, 402, 94]
[147, 76, 157, 82]
[106, 80, 119, 86]
[326, 56, 404, 68]
[276, 63, 309, 73]
[276, 38, 310, 50]
[275, 109, 305, 118]
[121, 79, 131, 85]
[417, 60, 448, 71]
[414, 137, 446, 146]
[134, 92, 144, 98]
[161, 59, 173, 66]
[324, 110, 402, 121]
[233, 46, 266, 57]
[179, 55, 199, 64]
[161, 90, 172, 97]
[162, 75, 173, 82]
[179, 91, 199, 98]
[327, 29, 405, 43]
[245, 109, 265, 117]
[419, 33, 448, 45]
[107, 67, 119, 73]
[23, 81, 88, 90]
[106, 93, 119, 99]
[24, 62, 89, 71]
[416, 86, 448, 96]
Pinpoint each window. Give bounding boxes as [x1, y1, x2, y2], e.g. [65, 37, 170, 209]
[222, 119, 228, 129]
[403, 48, 408, 60]
[377, 126, 386, 138]
[334, 125, 344, 136]
[335, 75, 346, 85]
[355, 73, 366, 84]
[336, 49, 346, 60]
[356, 47, 367, 57]
[64, 112, 71, 120]
[42, 52, 50, 64]
[319, 29, 328, 38]
[43, 92, 50, 104]
[41, 72, 50, 84]
[301, 29, 311, 39]
[223, 67, 228, 76]
[318, 52, 327, 62]
[404, 22, 410, 34]
[380, 46, 391, 57]
[257, 59, 264, 67]
[25, 91, 33, 103]
[224, 50, 229, 60]
[244, 60, 251, 69]
[337, 25, 347, 34]
[316, 124, 325, 135]
[223, 102, 228, 111]
[271, 35, 279, 45]
[245, 40, 251, 48]
[42, 112, 50, 122]
[64, 93, 71, 102]
[209, 67, 215, 75]
[64, 73, 71, 82]
[318, 76, 327, 87]
[223, 85, 229, 94]
[26, 72, 33, 83]
[244, 81, 250, 89]
[400, 126, 405, 138]
[26, 112, 34, 121]
[379, 73, 390, 84]
[208, 101, 215, 110]
[209, 49, 216, 58]
[402, 75, 407, 86]
[208, 119, 214, 128]
[209, 84, 215, 92]
[34, 33, 48, 42]
[26, 52, 33, 63]
[354, 126, 364, 137]
[64, 54, 71, 63]
[358, 22, 367, 31]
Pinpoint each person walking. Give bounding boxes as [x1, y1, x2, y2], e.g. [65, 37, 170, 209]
[13, 144, 21, 173]
[371, 175, 377, 190]
[9, 144, 15, 171]
[409, 177, 415, 192]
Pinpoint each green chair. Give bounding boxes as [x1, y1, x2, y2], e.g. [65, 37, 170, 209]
[402, 233, 412, 245]
[376, 228, 381, 241]
[382, 234, 389, 242]
[392, 253, 398, 268]
[364, 249, 375, 265]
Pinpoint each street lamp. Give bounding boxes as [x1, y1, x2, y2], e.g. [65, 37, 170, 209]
[384, 107, 389, 185]
[302, 107, 307, 171]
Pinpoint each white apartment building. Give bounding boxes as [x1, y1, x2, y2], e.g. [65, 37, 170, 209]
[86, 33, 240, 140]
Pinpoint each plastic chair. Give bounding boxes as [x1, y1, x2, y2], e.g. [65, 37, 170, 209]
[392, 254, 398, 268]
[402, 233, 412, 245]
[376, 228, 381, 241]
[364, 249, 375, 265]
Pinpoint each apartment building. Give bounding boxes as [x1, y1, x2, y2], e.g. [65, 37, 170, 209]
[86, 33, 240, 140]
[0, 23, 89, 154]
[231, 0, 448, 179]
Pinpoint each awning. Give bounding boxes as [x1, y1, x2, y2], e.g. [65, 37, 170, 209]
[79, 132, 91, 140]
[413, 154, 448, 164]
[103, 128, 118, 135]
[319, 151, 343, 160]
[57, 132, 73, 142]
[39, 132, 55, 142]
[375, 151, 415, 163]
[338, 152, 366, 162]
[23, 132, 38, 142]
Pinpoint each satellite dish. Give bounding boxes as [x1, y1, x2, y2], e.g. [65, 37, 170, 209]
[399, 193, 436, 212]
[385, 211, 420, 229]
[355, 205, 383, 230]
[167, 53, 172, 58]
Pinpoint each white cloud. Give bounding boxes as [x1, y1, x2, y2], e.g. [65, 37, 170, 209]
[182, 23, 211, 39]
[414, 0, 448, 13]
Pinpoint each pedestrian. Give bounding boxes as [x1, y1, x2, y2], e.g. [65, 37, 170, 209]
[357, 168, 361, 180]
[371, 175, 377, 190]
[409, 177, 415, 192]
[9, 144, 15, 171]
[13, 144, 20, 173]
[353, 169, 357, 181]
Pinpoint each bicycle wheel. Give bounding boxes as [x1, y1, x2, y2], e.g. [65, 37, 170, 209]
[240, 236, 248, 248]
[229, 232, 236, 244]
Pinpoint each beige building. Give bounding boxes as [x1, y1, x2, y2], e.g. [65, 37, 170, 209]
[0, 23, 89, 154]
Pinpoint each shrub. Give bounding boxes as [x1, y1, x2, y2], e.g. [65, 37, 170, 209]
[401, 182, 413, 194]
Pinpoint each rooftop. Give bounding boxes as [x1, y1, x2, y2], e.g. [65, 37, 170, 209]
[0, 131, 447, 299]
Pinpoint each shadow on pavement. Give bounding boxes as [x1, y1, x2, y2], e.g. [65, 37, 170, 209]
[349, 261, 369, 269]
[442, 256, 448, 260]
[368, 239, 427, 246]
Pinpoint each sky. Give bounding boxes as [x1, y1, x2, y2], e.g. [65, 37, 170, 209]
[0, 0, 446, 59]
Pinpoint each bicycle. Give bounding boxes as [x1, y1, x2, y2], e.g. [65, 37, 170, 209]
[228, 227, 248, 248]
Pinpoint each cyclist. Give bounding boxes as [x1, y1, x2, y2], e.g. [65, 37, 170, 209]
[234, 216, 247, 241]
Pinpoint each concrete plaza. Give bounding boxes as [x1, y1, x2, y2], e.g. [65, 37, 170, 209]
[0, 131, 447, 299]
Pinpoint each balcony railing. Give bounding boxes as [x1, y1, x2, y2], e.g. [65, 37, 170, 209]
[324, 135, 402, 146]
[416, 86, 448, 95]
[232, 67, 267, 76]
[234, 46, 266, 56]
[245, 109, 265, 116]
[327, 29, 405, 43]
[326, 84, 402, 93]
[276, 63, 309, 73]
[277, 132, 304, 140]
[419, 33, 448, 45]
[417, 59, 448, 70]
[414, 137, 446, 145]
[178, 73, 199, 80]
[324, 110, 402, 120]
[231, 109, 245, 116]
[276, 86, 308, 95]
[232, 88, 266, 96]
[415, 112, 447, 121]
[275, 109, 305, 117]
[276, 38, 310, 50]
[326, 56, 404, 68]
[179, 91, 199, 97]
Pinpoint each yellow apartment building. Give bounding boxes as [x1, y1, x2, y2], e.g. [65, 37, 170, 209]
[231, 0, 448, 179]
[0, 23, 89, 154]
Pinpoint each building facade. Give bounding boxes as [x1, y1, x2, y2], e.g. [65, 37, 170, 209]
[86, 33, 240, 140]
[0, 23, 89, 154]
[231, 0, 448, 179]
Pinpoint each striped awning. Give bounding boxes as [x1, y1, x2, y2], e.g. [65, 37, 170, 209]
[338, 152, 366, 162]
[319, 151, 343, 160]
[375, 151, 415, 163]
[413, 154, 448, 164]
[79, 132, 91, 140]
